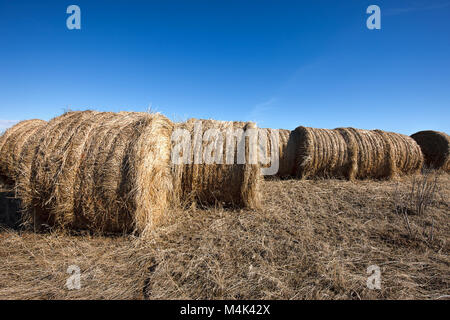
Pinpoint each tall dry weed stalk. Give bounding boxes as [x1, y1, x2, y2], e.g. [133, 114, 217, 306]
[394, 170, 439, 240]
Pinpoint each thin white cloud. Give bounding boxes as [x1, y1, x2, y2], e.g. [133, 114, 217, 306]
[0, 120, 19, 133]
[385, 1, 450, 16]
[249, 98, 277, 127]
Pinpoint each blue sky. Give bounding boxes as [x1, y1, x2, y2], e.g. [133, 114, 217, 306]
[0, 0, 449, 134]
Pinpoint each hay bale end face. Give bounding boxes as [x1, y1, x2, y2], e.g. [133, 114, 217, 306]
[21, 111, 174, 234]
[411, 130, 450, 172]
[172, 119, 261, 209]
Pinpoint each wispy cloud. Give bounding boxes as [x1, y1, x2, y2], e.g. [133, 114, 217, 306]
[384, 1, 450, 16]
[248, 98, 277, 127]
[0, 120, 19, 133]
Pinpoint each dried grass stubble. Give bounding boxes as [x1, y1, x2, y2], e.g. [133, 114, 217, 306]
[137, 176, 450, 299]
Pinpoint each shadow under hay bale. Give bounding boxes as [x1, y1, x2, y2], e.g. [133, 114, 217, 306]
[172, 119, 261, 209]
[411, 130, 450, 172]
[0, 190, 21, 229]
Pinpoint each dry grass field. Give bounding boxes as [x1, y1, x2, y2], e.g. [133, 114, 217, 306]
[0, 172, 449, 300]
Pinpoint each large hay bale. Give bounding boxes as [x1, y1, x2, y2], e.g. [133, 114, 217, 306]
[171, 119, 261, 209]
[339, 128, 423, 178]
[0, 119, 47, 186]
[20, 111, 173, 234]
[16, 115, 73, 224]
[294, 127, 356, 179]
[260, 129, 300, 177]
[293, 126, 423, 180]
[411, 130, 450, 172]
[342, 128, 393, 179]
[380, 131, 423, 176]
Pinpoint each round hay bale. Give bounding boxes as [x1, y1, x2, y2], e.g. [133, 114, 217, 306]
[260, 129, 300, 177]
[0, 119, 47, 186]
[382, 131, 423, 176]
[23, 111, 174, 234]
[344, 128, 394, 179]
[336, 128, 422, 179]
[16, 113, 79, 220]
[411, 130, 450, 172]
[334, 128, 358, 180]
[292, 126, 421, 180]
[171, 119, 261, 209]
[294, 126, 355, 179]
[29, 111, 96, 226]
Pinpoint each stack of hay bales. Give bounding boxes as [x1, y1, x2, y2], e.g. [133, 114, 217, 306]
[0, 119, 47, 187]
[293, 126, 423, 180]
[411, 130, 450, 172]
[171, 119, 261, 209]
[20, 111, 174, 234]
[1, 110, 435, 234]
[8, 112, 262, 234]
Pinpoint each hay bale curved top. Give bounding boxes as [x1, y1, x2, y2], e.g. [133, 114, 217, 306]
[294, 126, 355, 179]
[411, 130, 450, 172]
[20, 111, 173, 234]
[172, 118, 261, 209]
[0, 119, 47, 185]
